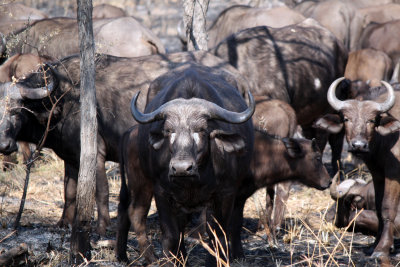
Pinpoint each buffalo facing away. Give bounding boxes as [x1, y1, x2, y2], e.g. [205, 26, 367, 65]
[1, 16, 165, 61]
[118, 63, 255, 266]
[315, 78, 400, 261]
[207, 5, 305, 48]
[211, 18, 348, 175]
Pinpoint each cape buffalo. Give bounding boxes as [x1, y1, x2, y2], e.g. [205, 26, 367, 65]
[230, 129, 331, 257]
[211, 18, 348, 175]
[358, 19, 400, 65]
[328, 173, 400, 237]
[0, 53, 51, 169]
[252, 96, 298, 241]
[315, 77, 400, 261]
[207, 5, 305, 48]
[0, 51, 244, 235]
[2, 16, 165, 60]
[293, 0, 361, 51]
[0, 3, 48, 24]
[123, 63, 255, 266]
[344, 48, 393, 97]
[92, 4, 126, 19]
[116, 93, 331, 263]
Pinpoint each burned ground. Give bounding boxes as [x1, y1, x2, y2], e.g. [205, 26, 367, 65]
[0, 147, 397, 266]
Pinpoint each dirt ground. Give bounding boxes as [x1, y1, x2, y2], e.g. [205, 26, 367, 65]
[0, 147, 399, 266]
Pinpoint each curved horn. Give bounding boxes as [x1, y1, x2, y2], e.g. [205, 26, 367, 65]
[18, 79, 55, 99]
[207, 90, 255, 124]
[329, 172, 341, 200]
[327, 77, 348, 111]
[0, 82, 23, 99]
[131, 90, 255, 124]
[376, 81, 395, 112]
[1, 69, 56, 100]
[130, 91, 167, 124]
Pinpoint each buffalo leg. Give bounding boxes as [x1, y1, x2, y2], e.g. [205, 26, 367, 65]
[372, 176, 400, 259]
[206, 194, 236, 267]
[129, 180, 155, 263]
[95, 144, 110, 235]
[230, 179, 257, 259]
[270, 182, 291, 235]
[58, 162, 78, 227]
[328, 129, 344, 176]
[154, 192, 187, 266]
[115, 171, 131, 262]
[350, 210, 379, 235]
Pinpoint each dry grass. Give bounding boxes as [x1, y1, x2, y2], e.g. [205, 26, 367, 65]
[1, 151, 398, 266]
[0, 146, 396, 267]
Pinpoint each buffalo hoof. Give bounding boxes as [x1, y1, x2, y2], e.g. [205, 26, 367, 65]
[370, 253, 391, 267]
[371, 251, 389, 259]
[116, 254, 129, 263]
[56, 218, 70, 229]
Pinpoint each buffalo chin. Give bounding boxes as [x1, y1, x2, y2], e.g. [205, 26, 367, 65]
[169, 175, 201, 186]
[348, 149, 369, 156]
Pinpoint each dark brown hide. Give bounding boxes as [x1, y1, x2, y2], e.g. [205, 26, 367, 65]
[0, 51, 242, 235]
[211, 18, 348, 175]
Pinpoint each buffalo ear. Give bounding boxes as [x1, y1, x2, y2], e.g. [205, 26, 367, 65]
[313, 114, 343, 134]
[149, 132, 164, 150]
[282, 137, 304, 158]
[376, 116, 400, 136]
[210, 129, 246, 154]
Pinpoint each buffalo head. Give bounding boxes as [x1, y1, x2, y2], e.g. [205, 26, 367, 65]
[0, 70, 55, 154]
[131, 91, 255, 185]
[315, 77, 400, 154]
[328, 172, 372, 228]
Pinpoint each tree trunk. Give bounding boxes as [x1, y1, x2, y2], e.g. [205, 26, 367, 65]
[70, 0, 97, 264]
[182, 0, 209, 51]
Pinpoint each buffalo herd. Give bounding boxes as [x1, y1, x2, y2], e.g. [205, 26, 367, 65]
[2, 0, 400, 265]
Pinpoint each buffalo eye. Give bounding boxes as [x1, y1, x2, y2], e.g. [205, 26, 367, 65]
[343, 117, 349, 122]
[149, 132, 164, 150]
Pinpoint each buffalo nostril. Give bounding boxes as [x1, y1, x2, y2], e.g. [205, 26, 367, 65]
[351, 140, 368, 151]
[186, 165, 193, 172]
[170, 160, 196, 176]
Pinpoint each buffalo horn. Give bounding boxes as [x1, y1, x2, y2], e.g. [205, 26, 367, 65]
[131, 91, 167, 123]
[0, 82, 23, 99]
[327, 77, 349, 111]
[329, 172, 341, 200]
[19, 81, 54, 99]
[131, 90, 255, 124]
[0, 78, 55, 100]
[207, 90, 255, 124]
[376, 81, 395, 112]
